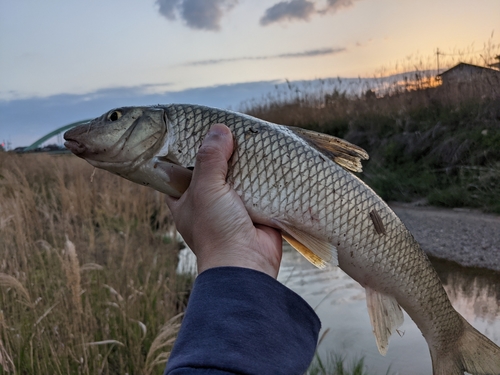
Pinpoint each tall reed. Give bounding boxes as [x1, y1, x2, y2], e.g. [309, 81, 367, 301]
[244, 41, 500, 212]
[0, 152, 189, 374]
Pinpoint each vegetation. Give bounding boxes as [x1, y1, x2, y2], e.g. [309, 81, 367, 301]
[305, 330, 392, 375]
[307, 353, 368, 375]
[245, 54, 500, 213]
[0, 153, 191, 374]
[1, 41, 499, 374]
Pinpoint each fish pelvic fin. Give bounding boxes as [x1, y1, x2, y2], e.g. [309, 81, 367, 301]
[275, 221, 337, 268]
[365, 287, 404, 356]
[153, 157, 193, 198]
[287, 126, 369, 173]
[431, 316, 500, 375]
[282, 232, 328, 269]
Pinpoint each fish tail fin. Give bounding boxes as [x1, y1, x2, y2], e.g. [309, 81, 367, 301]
[431, 317, 500, 375]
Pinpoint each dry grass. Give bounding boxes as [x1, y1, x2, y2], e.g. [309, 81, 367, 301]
[0, 153, 190, 374]
[244, 37, 500, 130]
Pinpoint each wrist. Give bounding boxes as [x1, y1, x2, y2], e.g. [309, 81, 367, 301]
[196, 251, 280, 279]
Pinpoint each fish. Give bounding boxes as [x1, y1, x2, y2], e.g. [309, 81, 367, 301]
[64, 104, 500, 375]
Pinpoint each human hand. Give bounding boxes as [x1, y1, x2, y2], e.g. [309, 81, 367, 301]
[165, 124, 283, 278]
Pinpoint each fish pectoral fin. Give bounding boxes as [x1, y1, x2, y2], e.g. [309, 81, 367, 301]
[287, 126, 369, 173]
[153, 159, 193, 198]
[275, 221, 337, 268]
[365, 287, 404, 356]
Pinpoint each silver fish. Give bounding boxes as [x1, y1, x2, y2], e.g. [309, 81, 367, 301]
[64, 104, 500, 375]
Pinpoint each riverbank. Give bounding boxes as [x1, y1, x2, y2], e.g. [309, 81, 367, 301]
[246, 81, 500, 214]
[391, 203, 500, 272]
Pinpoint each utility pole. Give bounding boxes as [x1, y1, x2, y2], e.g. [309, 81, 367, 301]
[436, 48, 441, 75]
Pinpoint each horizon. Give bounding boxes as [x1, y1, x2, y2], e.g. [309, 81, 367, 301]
[0, 70, 441, 149]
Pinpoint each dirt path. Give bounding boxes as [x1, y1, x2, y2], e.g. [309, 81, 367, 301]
[390, 203, 500, 272]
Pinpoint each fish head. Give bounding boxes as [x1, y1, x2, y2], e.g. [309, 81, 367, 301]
[64, 106, 166, 173]
[64, 106, 193, 197]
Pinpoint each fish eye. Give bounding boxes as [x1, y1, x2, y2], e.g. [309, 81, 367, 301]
[108, 110, 122, 122]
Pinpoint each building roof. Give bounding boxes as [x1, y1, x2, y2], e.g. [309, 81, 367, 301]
[438, 62, 499, 77]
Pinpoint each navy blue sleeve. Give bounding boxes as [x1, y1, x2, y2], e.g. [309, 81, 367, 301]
[164, 267, 321, 375]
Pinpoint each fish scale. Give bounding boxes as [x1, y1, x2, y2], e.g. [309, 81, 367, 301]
[64, 103, 500, 374]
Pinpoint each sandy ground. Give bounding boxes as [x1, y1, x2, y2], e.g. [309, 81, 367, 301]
[390, 203, 500, 272]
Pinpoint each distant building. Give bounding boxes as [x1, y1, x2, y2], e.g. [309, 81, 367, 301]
[438, 62, 500, 86]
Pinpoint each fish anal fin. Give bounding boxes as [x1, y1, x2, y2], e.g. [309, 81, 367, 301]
[287, 126, 369, 173]
[365, 287, 404, 356]
[274, 221, 337, 268]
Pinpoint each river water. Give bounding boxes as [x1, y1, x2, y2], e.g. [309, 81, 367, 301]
[177, 244, 500, 375]
[278, 245, 500, 375]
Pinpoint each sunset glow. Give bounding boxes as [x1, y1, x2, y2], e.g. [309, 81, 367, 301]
[0, 0, 499, 146]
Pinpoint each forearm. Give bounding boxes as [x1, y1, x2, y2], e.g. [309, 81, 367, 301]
[164, 267, 321, 375]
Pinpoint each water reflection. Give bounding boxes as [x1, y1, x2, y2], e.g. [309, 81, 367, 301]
[433, 258, 500, 343]
[177, 244, 500, 374]
[278, 246, 500, 375]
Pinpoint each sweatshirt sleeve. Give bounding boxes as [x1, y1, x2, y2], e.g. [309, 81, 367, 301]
[164, 266, 321, 375]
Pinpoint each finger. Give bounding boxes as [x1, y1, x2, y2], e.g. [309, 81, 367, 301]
[166, 124, 233, 223]
[190, 124, 234, 189]
[164, 193, 177, 210]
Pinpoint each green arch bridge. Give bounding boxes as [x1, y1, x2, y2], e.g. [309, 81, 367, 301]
[23, 119, 91, 152]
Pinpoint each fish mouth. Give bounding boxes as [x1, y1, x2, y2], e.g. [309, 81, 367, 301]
[64, 123, 92, 156]
[63, 138, 87, 156]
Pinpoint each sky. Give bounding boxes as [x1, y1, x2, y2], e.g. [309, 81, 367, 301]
[1, 0, 499, 148]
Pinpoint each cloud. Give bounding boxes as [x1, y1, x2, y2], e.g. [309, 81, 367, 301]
[185, 47, 345, 66]
[279, 47, 344, 58]
[157, 0, 179, 20]
[260, 0, 359, 26]
[320, 0, 356, 14]
[1, 72, 418, 149]
[260, 0, 316, 26]
[0, 81, 284, 148]
[156, 0, 238, 31]
[156, 0, 360, 30]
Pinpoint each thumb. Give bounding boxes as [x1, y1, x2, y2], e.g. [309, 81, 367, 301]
[190, 124, 234, 189]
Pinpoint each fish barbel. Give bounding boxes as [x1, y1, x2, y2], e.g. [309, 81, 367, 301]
[64, 104, 500, 374]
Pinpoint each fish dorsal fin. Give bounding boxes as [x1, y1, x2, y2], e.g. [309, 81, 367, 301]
[287, 126, 369, 173]
[365, 287, 404, 356]
[274, 221, 338, 268]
